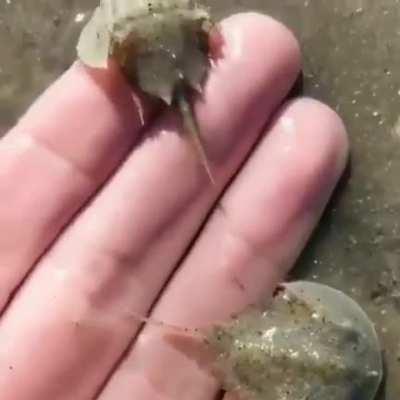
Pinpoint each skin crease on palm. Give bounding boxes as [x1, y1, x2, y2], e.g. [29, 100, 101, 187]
[0, 12, 348, 400]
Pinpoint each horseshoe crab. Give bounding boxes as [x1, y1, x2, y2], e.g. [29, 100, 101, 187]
[76, 0, 215, 183]
[159, 281, 383, 400]
[204, 281, 383, 400]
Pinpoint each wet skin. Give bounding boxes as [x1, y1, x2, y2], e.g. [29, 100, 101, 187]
[0, 13, 347, 400]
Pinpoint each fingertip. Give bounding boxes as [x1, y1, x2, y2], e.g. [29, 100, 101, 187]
[198, 12, 303, 162]
[278, 97, 349, 181]
[219, 12, 301, 77]
[218, 96, 350, 254]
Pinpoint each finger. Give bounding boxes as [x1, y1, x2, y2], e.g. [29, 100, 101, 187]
[99, 98, 348, 400]
[0, 13, 301, 400]
[0, 61, 153, 309]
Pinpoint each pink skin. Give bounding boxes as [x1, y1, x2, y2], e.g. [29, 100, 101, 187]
[0, 12, 348, 400]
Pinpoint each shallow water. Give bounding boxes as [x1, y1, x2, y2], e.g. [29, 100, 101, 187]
[1, 1, 400, 398]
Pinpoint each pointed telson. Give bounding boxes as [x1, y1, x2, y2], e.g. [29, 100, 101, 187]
[176, 84, 216, 184]
[77, 0, 215, 184]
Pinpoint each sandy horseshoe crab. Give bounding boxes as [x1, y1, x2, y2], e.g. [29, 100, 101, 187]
[203, 281, 383, 400]
[77, 0, 216, 183]
[162, 281, 383, 400]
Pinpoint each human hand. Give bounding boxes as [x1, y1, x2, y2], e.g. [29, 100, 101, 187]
[0, 13, 348, 400]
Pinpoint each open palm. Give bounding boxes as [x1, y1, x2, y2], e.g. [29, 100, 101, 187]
[0, 13, 347, 400]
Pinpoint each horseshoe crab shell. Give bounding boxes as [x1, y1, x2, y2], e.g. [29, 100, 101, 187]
[206, 281, 383, 400]
[77, 0, 215, 182]
[77, 0, 212, 104]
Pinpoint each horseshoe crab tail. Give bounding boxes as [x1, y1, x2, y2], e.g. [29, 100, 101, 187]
[176, 85, 216, 186]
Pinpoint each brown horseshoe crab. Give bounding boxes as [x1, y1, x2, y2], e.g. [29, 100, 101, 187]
[205, 281, 383, 400]
[77, 0, 215, 183]
[159, 281, 383, 400]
